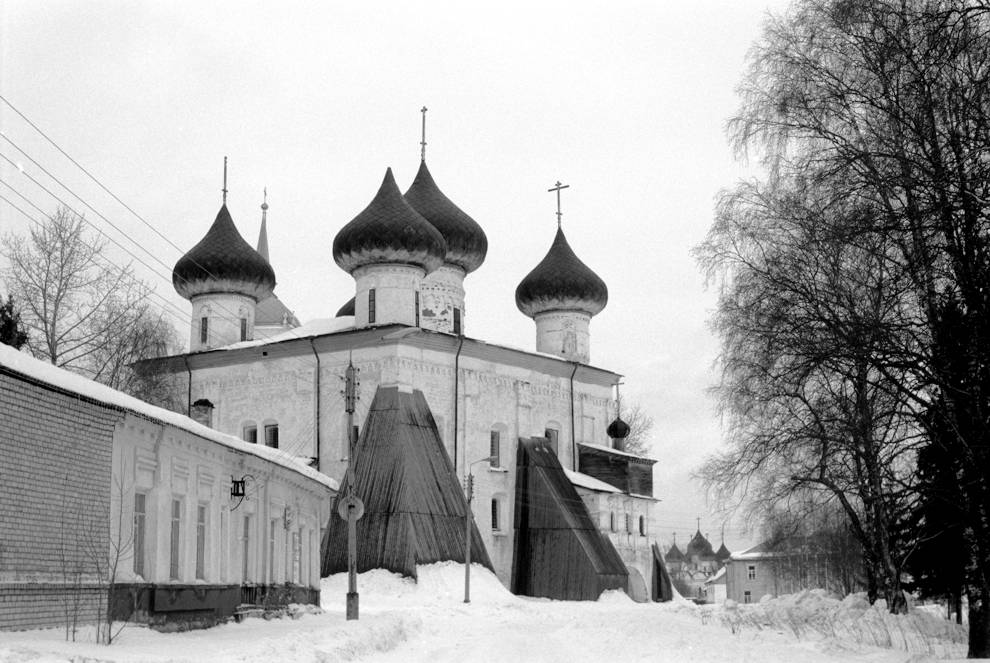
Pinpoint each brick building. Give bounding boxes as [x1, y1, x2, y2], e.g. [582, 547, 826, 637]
[0, 344, 334, 631]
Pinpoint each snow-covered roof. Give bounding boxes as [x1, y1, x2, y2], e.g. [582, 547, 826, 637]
[0, 344, 337, 490]
[578, 442, 656, 462]
[704, 566, 726, 584]
[565, 469, 622, 493]
[223, 316, 355, 350]
[729, 542, 776, 561]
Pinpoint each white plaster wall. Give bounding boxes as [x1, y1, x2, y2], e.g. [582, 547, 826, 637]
[534, 310, 592, 363]
[353, 264, 424, 327]
[111, 412, 330, 590]
[190, 293, 255, 351]
[419, 264, 466, 334]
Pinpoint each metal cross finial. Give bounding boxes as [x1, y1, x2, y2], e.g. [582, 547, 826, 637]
[222, 156, 229, 204]
[548, 180, 569, 228]
[420, 106, 428, 162]
[696, 516, 701, 532]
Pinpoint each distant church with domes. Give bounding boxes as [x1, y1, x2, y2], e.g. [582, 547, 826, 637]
[143, 116, 664, 602]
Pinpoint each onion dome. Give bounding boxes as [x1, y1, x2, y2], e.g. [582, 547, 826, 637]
[515, 226, 608, 318]
[333, 168, 446, 275]
[403, 161, 487, 273]
[336, 296, 356, 317]
[173, 204, 275, 301]
[666, 543, 685, 562]
[715, 542, 731, 564]
[686, 530, 716, 559]
[607, 416, 630, 440]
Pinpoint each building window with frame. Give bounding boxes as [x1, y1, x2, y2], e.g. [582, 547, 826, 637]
[196, 504, 207, 580]
[639, 515, 646, 536]
[453, 307, 462, 335]
[545, 428, 559, 455]
[748, 564, 757, 580]
[242, 515, 251, 582]
[609, 511, 616, 532]
[491, 498, 500, 531]
[243, 424, 257, 444]
[415, 291, 420, 327]
[264, 424, 279, 449]
[170, 499, 182, 580]
[744, 590, 752, 604]
[368, 288, 376, 324]
[490, 430, 500, 468]
[133, 493, 146, 577]
[625, 513, 631, 533]
[240, 317, 248, 341]
[200, 317, 209, 345]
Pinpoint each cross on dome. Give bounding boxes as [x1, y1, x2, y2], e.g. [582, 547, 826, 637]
[548, 180, 569, 228]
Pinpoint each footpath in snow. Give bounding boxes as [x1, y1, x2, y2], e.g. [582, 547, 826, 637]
[0, 563, 969, 663]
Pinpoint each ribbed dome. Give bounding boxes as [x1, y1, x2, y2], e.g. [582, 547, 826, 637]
[607, 417, 630, 440]
[403, 161, 487, 273]
[686, 530, 715, 559]
[173, 204, 275, 301]
[336, 296, 355, 317]
[715, 542, 731, 563]
[333, 168, 447, 275]
[515, 226, 608, 318]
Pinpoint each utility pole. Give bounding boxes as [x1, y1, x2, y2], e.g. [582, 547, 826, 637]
[338, 360, 363, 620]
[464, 455, 493, 603]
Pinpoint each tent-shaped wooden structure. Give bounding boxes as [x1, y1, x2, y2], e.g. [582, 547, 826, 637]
[510, 437, 628, 600]
[651, 542, 673, 602]
[321, 386, 493, 579]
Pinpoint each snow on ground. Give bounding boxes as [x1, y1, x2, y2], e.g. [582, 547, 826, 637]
[0, 564, 968, 663]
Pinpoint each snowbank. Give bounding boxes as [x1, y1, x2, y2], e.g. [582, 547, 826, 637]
[715, 589, 967, 659]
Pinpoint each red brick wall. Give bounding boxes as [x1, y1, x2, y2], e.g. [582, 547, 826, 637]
[0, 368, 122, 630]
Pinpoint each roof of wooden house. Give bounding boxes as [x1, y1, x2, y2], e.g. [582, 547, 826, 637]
[510, 437, 628, 600]
[321, 385, 492, 579]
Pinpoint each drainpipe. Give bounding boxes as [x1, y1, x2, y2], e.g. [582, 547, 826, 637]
[453, 336, 465, 473]
[309, 338, 322, 471]
[183, 356, 193, 416]
[569, 362, 579, 471]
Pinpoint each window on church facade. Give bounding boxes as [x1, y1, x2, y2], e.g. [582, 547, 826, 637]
[415, 291, 420, 327]
[133, 493, 146, 577]
[200, 317, 209, 345]
[491, 498, 500, 531]
[170, 498, 182, 580]
[243, 424, 257, 444]
[625, 513, 631, 533]
[490, 430, 500, 467]
[453, 307, 462, 335]
[639, 515, 646, 536]
[609, 511, 616, 532]
[545, 428, 559, 455]
[368, 289, 376, 324]
[240, 317, 248, 341]
[264, 424, 279, 449]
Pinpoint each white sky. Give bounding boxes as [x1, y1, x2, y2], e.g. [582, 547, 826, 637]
[0, 0, 787, 550]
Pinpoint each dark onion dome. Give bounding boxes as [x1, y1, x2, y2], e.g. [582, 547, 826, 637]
[515, 226, 608, 318]
[173, 204, 275, 301]
[686, 530, 716, 559]
[333, 168, 447, 275]
[403, 161, 487, 273]
[607, 416, 630, 440]
[336, 296, 356, 317]
[666, 543, 685, 562]
[715, 542, 731, 564]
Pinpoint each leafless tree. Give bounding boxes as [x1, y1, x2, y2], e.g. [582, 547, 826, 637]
[619, 403, 655, 457]
[0, 207, 179, 389]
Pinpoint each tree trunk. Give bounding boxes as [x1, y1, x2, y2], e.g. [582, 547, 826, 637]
[969, 585, 990, 658]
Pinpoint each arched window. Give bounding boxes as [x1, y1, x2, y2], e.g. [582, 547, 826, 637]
[491, 498, 500, 531]
[263, 419, 279, 449]
[639, 515, 646, 536]
[242, 421, 258, 444]
[609, 511, 616, 532]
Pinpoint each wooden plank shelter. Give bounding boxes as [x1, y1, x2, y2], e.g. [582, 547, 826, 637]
[510, 437, 628, 600]
[651, 542, 673, 602]
[321, 385, 493, 579]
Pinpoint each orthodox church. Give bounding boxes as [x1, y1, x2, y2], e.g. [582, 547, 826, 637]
[143, 124, 662, 601]
[666, 528, 731, 602]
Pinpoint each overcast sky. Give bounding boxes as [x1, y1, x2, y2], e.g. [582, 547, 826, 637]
[0, 0, 786, 550]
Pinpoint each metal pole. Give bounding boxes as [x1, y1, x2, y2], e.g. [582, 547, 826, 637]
[344, 362, 359, 620]
[464, 471, 472, 603]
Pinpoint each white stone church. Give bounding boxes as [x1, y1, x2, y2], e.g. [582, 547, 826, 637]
[142, 150, 662, 601]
